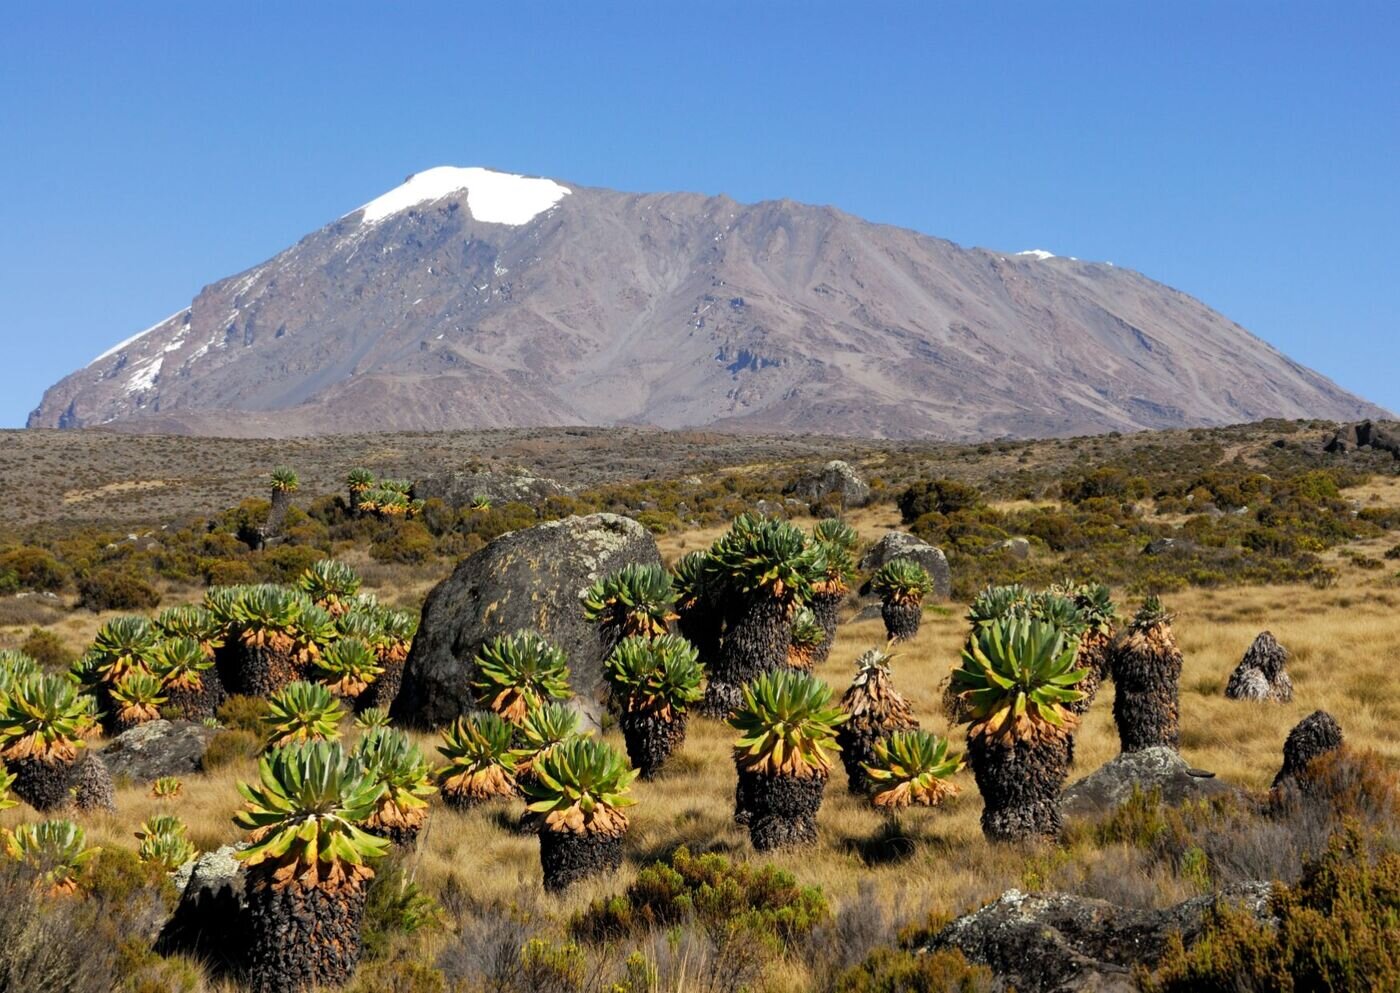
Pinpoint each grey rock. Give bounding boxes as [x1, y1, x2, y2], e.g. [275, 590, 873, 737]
[993, 536, 1031, 559]
[159, 844, 248, 965]
[924, 884, 1272, 993]
[1225, 632, 1293, 703]
[785, 460, 871, 509]
[101, 719, 220, 784]
[1142, 537, 1191, 556]
[393, 513, 661, 727]
[413, 465, 573, 508]
[753, 499, 787, 518]
[1061, 747, 1235, 819]
[858, 531, 951, 600]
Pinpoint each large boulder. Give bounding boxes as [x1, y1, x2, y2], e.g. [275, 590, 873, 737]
[784, 460, 871, 510]
[158, 844, 248, 967]
[101, 719, 220, 784]
[858, 531, 951, 600]
[412, 464, 573, 508]
[923, 884, 1272, 993]
[1060, 747, 1235, 820]
[1324, 420, 1400, 458]
[392, 514, 661, 727]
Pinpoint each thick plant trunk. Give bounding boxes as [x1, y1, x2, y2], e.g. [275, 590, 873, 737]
[881, 600, 922, 642]
[165, 670, 228, 722]
[967, 733, 1072, 843]
[1067, 632, 1112, 716]
[359, 658, 405, 712]
[259, 490, 292, 549]
[619, 711, 686, 779]
[808, 589, 844, 666]
[676, 602, 722, 670]
[238, 645, 301, 697]
[242, 869, 369, 993]
[836, 726, 885, 796]
[1111, 626, 1182, 753]
[539, 829, 624, 892]
[702, 596, 790, 716]
[70, 753, 115, 812]
[735, 768, 827, 851]
[9, 755, 75, 812]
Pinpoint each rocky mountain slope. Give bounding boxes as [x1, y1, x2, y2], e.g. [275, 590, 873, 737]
[29, 167, 1388, 438]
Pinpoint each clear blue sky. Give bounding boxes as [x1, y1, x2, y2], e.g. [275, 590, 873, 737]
[2, 1, 1396, 428]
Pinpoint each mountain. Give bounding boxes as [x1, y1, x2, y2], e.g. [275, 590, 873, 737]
[28, 167, 1388, 439]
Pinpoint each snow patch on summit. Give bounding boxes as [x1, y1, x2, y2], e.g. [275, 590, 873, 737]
[353, 167, 571, 226]
[1016, 249, 1056, 261]
[90, 310, 184, 364]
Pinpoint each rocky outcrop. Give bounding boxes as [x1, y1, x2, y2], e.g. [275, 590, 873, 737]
[392, 514, 660, 727]
[1225, 632, 1293, 703]
[101, 719, 220, 783]
[858, 531, 951, 600]
[1272, 710, 1343, 792]
[159, 844, 248, 967]
[1060, 747, 1235, 820]
[1324, 420, 1400, 458]
[412, 465, 573, 508]
[923, 884, 1272, 993]
[784, 460, 871, 510]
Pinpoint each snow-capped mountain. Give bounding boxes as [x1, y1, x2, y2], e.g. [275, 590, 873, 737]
[28, 167, 1388, 438]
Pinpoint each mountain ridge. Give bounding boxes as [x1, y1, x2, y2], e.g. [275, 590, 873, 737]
[29, 167, 1389, 439]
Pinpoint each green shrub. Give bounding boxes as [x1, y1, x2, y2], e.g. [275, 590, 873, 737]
[0, 546, 69, 591]
[1143, 824, 1400, 993]
[201, 556, 258, 587]
[77, 568, 161, 612]
[216, 695, 269, 733]
[371, 521, 436, 564]
[18, 628, 74, 670]
[572, 846, 828, 950]
[360, 860, 444, 961]
[200, 729, 261, 770]
[833, 946, 997, 993]
[898, 479, 982, 523]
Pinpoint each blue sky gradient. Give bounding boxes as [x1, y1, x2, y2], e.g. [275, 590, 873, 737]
[1, 1, 1396, 428]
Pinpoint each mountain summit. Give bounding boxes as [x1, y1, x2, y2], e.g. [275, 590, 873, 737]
[29, 167, 1386, 438]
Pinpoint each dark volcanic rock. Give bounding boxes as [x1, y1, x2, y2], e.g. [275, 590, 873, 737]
[101, 719, 220, 784]
[159, 844, 248, 967]
[1061, 747, 1235, 819]
[412, 465, 573, 508]
[858, 531, 951, 600]
[784, 460, 871, 509]
[1325, 419, 1400, 457]
[924, 884, 1272, 993]
[392, 513, 660, 727]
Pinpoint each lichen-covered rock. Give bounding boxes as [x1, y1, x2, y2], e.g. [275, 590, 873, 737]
[1225, 631, 1293, 703]
[412, 465, 573, 508]
[1060, 747, 1235, 819]
[101, 719, 220, 784]
[784, 460, 871, 509]
[923, 884, 1272, 993]
[858, 531, 951, 600]
[158, 844, 248, 968]
[392, 514, 661, 728]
